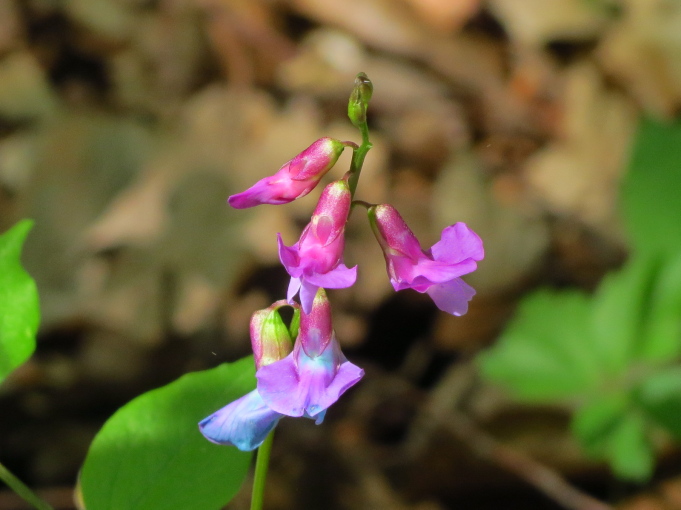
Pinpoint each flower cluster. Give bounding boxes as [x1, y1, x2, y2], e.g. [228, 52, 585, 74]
[200, 74, 484, 451]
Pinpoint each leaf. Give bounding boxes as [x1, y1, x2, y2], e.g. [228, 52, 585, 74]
[80, 358, 256, 510]
[590, 255, 659, 374]
[622, 117, 681, 254]
[572, 393, 629, 458]
[635, 367, 681, 441]
[478, 290, 601, 401]
[0, 220, 40, 385]
[640, 253, 681, 362]
[608, 413, 654, 482]
[573, 395, 654, 481]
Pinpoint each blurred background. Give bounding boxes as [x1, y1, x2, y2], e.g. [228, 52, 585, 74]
[2, 0, 681, 509]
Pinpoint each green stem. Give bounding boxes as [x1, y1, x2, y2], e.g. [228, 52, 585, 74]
[347, 121, 372, 198]
[0, 460, 53, 510]
[250, 430, 275, 510]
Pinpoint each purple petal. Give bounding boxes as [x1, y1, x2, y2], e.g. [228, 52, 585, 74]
[299, 280, 320, 314]
[198, 390, 281, 451]
[412, 258, 478, 284]
[227, 178, 277, 209]
[304, 264, 357, 289]
[430, 223, 484, 264]
[425, 277, 476, 316]
[287, 277, 302, 304]
[257, 341, 364, 418]
[277, 234, 302, 277]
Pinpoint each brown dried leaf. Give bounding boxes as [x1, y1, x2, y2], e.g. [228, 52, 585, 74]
[599, 0, 681, 117]
[398, 0, 481, 32]
[0, 52, 60, 121]
[489, 0, 607, 46]
[524, 63, 638, 237]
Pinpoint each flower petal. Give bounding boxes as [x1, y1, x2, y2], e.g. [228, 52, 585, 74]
[298, 280, 319, 315]
[287, 277, 302, 305]
[430, 223, 484, 264]
[198, 390, 281, 451]
[277, 234, 302, 277]
[304, 263, 358, 289]
[425, 277, 476, 316]
[257, 341, 364, 418]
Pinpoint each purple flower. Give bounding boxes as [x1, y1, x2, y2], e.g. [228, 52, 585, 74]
[199, 302, 295, 451]
[199, 293, 361, 451]
[278, 180, 357, 314]
[257, 288, 364, 419]
[199, 390, 282, 451]
[228, 138, 347, 209]
[368, 204, 484, 316]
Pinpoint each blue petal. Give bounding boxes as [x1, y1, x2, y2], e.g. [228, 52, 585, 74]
[199, 390, 282, 451]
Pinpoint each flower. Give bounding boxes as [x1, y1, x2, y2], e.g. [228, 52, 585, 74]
[199, 390, 282, 451]
[257, 288, 364, 418]
[228, 138, 347, 209]
[199, 302, 295, 451]
[278, 180, 357, 314]
[368, 204, 484, 316]
[199, 293, 362, 451]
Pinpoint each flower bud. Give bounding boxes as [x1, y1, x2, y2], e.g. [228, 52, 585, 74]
[250, 300, 296, 370]
[347, 72, 373, 128]
[278, 179, 357, 314]
[228, 137, 346, 209]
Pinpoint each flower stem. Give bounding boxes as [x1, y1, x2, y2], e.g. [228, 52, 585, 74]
[347, 120, 372, 198]
[0, 460, 53, 510]
[250, 430, 275, 510]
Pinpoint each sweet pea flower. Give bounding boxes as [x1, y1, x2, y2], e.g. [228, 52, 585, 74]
[228, 137, 348, 209]
[257, 288, 364, 418]
[278, 180, 357, 314]
[368, 204, 484, 316]
[199, 302, 295, 451]
[199, 390, 282, 451]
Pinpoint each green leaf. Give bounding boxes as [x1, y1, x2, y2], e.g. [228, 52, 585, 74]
[573, 394, 655, 481]
[80, 358, 256, 510]
[478, 290, 601, 401]
[622, 116, 681, 254]
[590, 255, 659, 373]
[0, 220, 40, 385]
[608, 413, 654, 482]
[640, 253, 681, 362]
[635, 367, 681, 440]
[572, 393, 629, 458]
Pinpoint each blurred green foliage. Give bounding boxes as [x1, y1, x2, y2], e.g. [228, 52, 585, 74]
[479, 117, 681, 481]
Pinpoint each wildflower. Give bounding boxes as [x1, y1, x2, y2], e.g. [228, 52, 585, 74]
[278, 180, 357, 314]
[199, 390, 282, 451]
[228, 138, 347, 209]
[199, 294, 362, 451]
[368, 204, 484, 316]
[199, 302, 294, 451]
[257, 288, 364, 418]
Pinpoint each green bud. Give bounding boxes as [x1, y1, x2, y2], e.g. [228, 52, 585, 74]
[250, 300, 296, 370]
[348, 72, 373, 128]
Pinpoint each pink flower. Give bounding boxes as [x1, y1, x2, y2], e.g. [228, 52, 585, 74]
[368, 204, 484, 316]
[228, 138, 347, 209]
[256, 288, 364, 418]
[278, 180, 357, 313]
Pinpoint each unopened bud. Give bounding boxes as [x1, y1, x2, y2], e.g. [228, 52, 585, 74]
[348, 72, 373, 128]
[250, 300, 297, 370]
